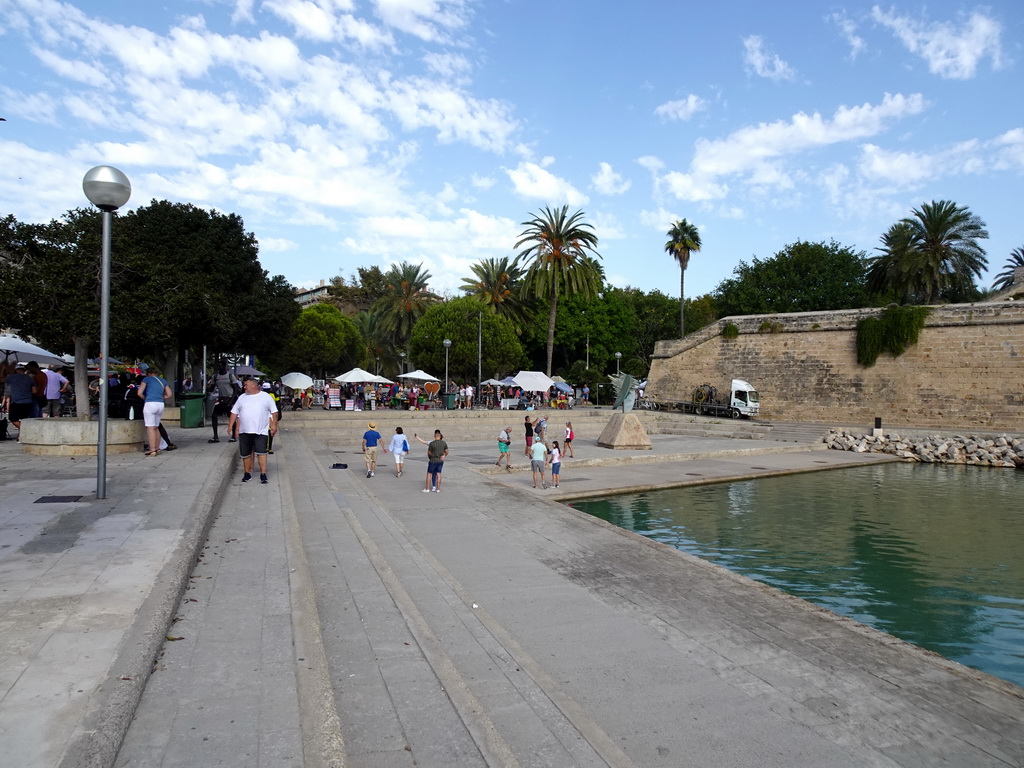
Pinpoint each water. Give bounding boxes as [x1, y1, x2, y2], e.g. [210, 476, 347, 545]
[570, 463, 1024, 688]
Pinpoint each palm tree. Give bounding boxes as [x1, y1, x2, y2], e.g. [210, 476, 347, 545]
[516, 206, 601, 376]
[870, 200, 988, 304]
[460, 255, 530, 331]
[992, 247, 1024, 291]
[664, 219, 701, 337]
[867, 221, 921, 303]
[374, 262, 440, 355]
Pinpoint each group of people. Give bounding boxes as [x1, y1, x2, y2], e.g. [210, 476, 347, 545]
[0, 360, 71, 437]
[495, 416, 576, 490]
[360, 421, 449, 493]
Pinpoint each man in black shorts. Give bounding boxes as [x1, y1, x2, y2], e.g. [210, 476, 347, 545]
[227, 378, 278, 484]
[209, 359, 240, 443]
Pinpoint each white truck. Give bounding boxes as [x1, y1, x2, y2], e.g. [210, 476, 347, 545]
[646, 379, 760, 419]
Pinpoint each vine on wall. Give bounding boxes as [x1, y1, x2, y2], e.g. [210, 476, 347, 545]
[856, 305, 930, 366]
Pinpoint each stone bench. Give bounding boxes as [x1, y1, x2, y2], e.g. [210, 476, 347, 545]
[18, 418, 145, 456]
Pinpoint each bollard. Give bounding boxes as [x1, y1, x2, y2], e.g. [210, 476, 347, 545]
[872, 416, 883, 438]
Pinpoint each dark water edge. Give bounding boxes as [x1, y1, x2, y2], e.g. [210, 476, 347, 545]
[568, 463, 1024, 688]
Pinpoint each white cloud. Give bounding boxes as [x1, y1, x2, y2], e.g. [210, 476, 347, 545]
[590, 211, 626, 240]
[506, 161, 588, 206]
[992, 128, 1024, 172]
[742, 35, 796, 82]
[471, 174, 495, 190]
[591, 162, 631, 195]
[829, 11, 866, 60]
[654, 94, 707, 122]
[639, 207, 681, 232]
[871, 6, 1004, 80]
[372, 0, 470, 43]
[692, 92, 926, 177]
[259, 237, 299, 252]
[422, 51, 472, 81]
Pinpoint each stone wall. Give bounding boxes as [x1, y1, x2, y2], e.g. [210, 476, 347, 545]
[648, 301, 1024, 430]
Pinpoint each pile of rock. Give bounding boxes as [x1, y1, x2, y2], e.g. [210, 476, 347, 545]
[824, 429, 1024, 468]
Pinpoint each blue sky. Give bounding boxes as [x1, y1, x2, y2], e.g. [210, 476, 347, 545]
[1, 0, 1020, 300]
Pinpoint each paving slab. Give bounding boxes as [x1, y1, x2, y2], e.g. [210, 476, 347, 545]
[0, 429, 233, 768]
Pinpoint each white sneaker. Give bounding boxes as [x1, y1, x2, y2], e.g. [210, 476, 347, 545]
[422, 488, 431, 493]
[431, 487, 439, 493]
[370, 471, 375, 477]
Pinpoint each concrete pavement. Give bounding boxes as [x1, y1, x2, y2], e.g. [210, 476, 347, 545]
[2, 417, 1023, 766]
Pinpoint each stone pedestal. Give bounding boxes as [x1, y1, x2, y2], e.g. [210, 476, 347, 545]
[597, 412, 652, 450]
[18, 419, 145, 456]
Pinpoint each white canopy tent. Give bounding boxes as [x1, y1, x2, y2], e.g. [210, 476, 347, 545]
[398, 369, 440, 381]
[334, 367, 393, 384]
[512, 371, 555, 392]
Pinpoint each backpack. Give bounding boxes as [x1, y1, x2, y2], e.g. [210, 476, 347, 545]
[403, 438, 409, 453]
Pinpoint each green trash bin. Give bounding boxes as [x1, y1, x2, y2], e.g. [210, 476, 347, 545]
[442, 392, 457, 410]
[180, 392, 207, 428]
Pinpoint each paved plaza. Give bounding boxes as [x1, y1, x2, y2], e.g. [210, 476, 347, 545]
[1, 415, 1022, 767]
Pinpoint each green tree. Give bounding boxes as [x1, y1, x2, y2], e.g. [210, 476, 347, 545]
[460, 255, 530, 332]
[326, 265, 388, 315]
[282, 304, 362, 377]
[715, 240, 871, 315]
[408, 297, 524, 381]
[374, 262, 440, 355]
[992, 247, 1024, 291]
[868, 200, 988, 304]
[517, 206, 602, 376]
[664, 219, 702, 337]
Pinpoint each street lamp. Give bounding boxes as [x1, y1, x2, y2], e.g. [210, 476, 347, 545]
[399, 351, 406, 374]
[83, 165, 131, 500]
[443, 339, 451, 409]
[615, 351, 622, 375]
[375, 356, 380, 375]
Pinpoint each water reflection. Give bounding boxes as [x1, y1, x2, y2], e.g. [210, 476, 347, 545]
[571, 463, 1024, 688]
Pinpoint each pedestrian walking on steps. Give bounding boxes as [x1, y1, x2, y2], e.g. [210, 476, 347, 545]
[384, 427, 410, 477]
[228, 378, 277, 484]
[564, 421, 575, 458]
[495, 426, 513, 470]
[414, 429, 448, 492]
[362, 421, 382, 477]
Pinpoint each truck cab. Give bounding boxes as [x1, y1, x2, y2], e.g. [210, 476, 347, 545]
[730, 379, 760, 417]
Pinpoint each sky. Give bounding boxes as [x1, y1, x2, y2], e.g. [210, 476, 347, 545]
[1, 0, 1021, 300]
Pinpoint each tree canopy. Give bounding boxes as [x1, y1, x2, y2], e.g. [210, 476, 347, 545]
[665, 219, 702, 337]
[281, 303, 362, 377]
[408, 297, 524, 381]
[714, 239, 871, 316]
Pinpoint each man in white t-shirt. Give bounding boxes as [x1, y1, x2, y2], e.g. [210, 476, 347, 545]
[464, 383, 474, 409]
[228, 378, 278, 484]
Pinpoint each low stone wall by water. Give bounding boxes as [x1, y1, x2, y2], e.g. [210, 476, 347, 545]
[825, 429, 1024, 468]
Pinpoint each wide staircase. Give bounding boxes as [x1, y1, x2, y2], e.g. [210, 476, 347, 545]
[279, 405, 830, 448]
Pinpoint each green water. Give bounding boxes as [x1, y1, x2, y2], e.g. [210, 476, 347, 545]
[569, 463, 1024, 688]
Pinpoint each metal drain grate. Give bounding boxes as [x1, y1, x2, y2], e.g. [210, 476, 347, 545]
[35, 496, 83, 503]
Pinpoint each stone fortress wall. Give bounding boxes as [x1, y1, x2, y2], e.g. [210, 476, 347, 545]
[647, 301, 1024, 431]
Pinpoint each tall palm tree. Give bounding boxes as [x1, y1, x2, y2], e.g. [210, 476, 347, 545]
[516, 206, 601, 376]
[870, 200, 988, 304]
[374, 262, 440, 355]
[992, 246, 1024, 291]
[867, 221, 920, 303]
[460, 255, 529, 331]
[664, 219, 701, 337]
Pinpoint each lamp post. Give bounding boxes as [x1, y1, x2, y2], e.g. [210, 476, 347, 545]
[399, 351, 406, 374]
[83, 165, 131, 500]
[615, 351, 622, 375]
[375, 356, 380, 375]
[443, 339, 451, 409]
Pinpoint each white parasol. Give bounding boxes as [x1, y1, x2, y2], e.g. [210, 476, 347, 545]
[280, 372, 314, 390]
[511, 371, 555, 391]
[398, 369, 440, 381]
[334, 367, 380, 383]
